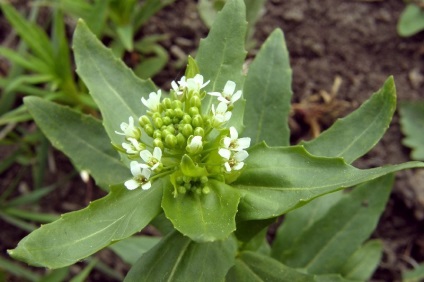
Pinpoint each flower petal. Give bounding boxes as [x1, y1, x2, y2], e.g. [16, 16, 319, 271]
[223, 80, 236, 95]
[130, 161, 141, 176]
[231, 90, 242, 103]
[229, 126, 238, 140]
[141, 181, 152, 190]
[153, 147, 162, 160]
[219, 148, 231, 159]
[125, 179, 140, 190]
[237, 137, 251, 150]
[234, 150, 249, 162]
[140, 150, 153, 162]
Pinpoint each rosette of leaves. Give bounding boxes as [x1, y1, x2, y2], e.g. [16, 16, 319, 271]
[8, 0, 424, 280]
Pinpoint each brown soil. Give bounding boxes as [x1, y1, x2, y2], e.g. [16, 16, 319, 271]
[1, 0, 423, 281]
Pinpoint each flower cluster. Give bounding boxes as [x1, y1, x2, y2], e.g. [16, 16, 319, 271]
[115, 74, 250, 196]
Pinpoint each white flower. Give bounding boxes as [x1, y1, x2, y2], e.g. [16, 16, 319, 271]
[218, 149, 248, 172]
[171, 76, 187, 95]
[139, 147, 162, 170]
[186, 135, 203, 154]
[186, 74, 210, 93]
[115, 117, 140, 139]
[208, 80, 242, 105]
[211, 102, 232, 126]
[124, 161, 152, 190]
[223, 126, 251, 151]
[141, 90, 162, 111]
[122, 138, 144, 154]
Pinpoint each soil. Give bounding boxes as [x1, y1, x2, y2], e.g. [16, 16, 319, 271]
[1, 0, 424, 281]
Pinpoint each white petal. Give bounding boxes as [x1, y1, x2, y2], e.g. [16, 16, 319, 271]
[234, 150, 249, 162]
[223, 137, 231, 148]
[151, 163, 160, 171]
[216, 102, 228, 113]
[219, 148, 231, 159]
[140, 150, 153, 162]
[207, 91, 221, 97]
[233, 162, 245, 171]
[130, 161, 141, 176]
[153, 147, 162, 161]
[224, 111, 232, 121]
[141, 181, 152, 190]
[202, 80, 210, 88]
[223, 80, 236, 95]
[229, 127, 238, 140]
[224, 162, 232, 172]
[231, 90, 242, 103]
[141, 97, 148, 108]
[141, 168, 152, 179]
[171, 81, 178, 91]
[125, 179, 140, 190]
[217, 96, 230, 104]
[237, 137, 251, 150]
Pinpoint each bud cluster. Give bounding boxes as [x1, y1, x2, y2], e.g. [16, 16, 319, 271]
[114, 73, 251, 196]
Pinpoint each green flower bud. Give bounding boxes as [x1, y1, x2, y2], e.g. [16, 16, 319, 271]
[166, 109, 175, 118]
[190, 96, 201, 108]
[178, 186, 187, 194]
[165, 134, 178, 148]
[172, 100, 182, 110]
[163, 116, 172, 125]
[176, 133, 186, 147]
[174, 108, 184, 118]
[184, 182, 191, 189]
[152, 112, 161, 119]
[153, 138, 164, 150]
[144, 124, 154, 137]
[195, 188, 202, 195]
[162, 98, 172, 109]
[192, 115, 203, 128]
[183, 176, 192, 183]
[139, 115, 151, 127]
[189, 107, 199, 116]
[194, 127, 204, 137]
[176, 176, 184, 185]
[153, 117, 163, 128]
[202, 186, 210, 194]
[153, 129, 162, 139]
[182, 114, 192, 124]
[200, 176, 208, 184]
[182, 124, 193, 137]
[167, 125, 176, 135]
[161, 129, 171, 139]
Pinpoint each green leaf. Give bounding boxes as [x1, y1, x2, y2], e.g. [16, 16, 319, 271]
[271, 174, 393, 275]
[271, 190, 343, 257]
[403, 263, 424, 282]
[399, 101, 424, 161]
[124, 231, 237, 282]
[180, 154, 208, 177]
[24, 97, 130, 186]
[8, 181, 163, 269]
[397, 3, 424, 37]
[0, 3, 54, 66]
[162, 179, 240, 242]
[340, 240, 383, 281]
[196, 0, 247, 131]
[73, 20, 157, 146]
[302, 76, 396, 164]
[234, 143, 424, 220]
[69, 259, 96, 282]
[243, 29, 292, 146]
[134, 0, 175, 28]
[225, 251, 357, 282]
[109, 236, 160, 265]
